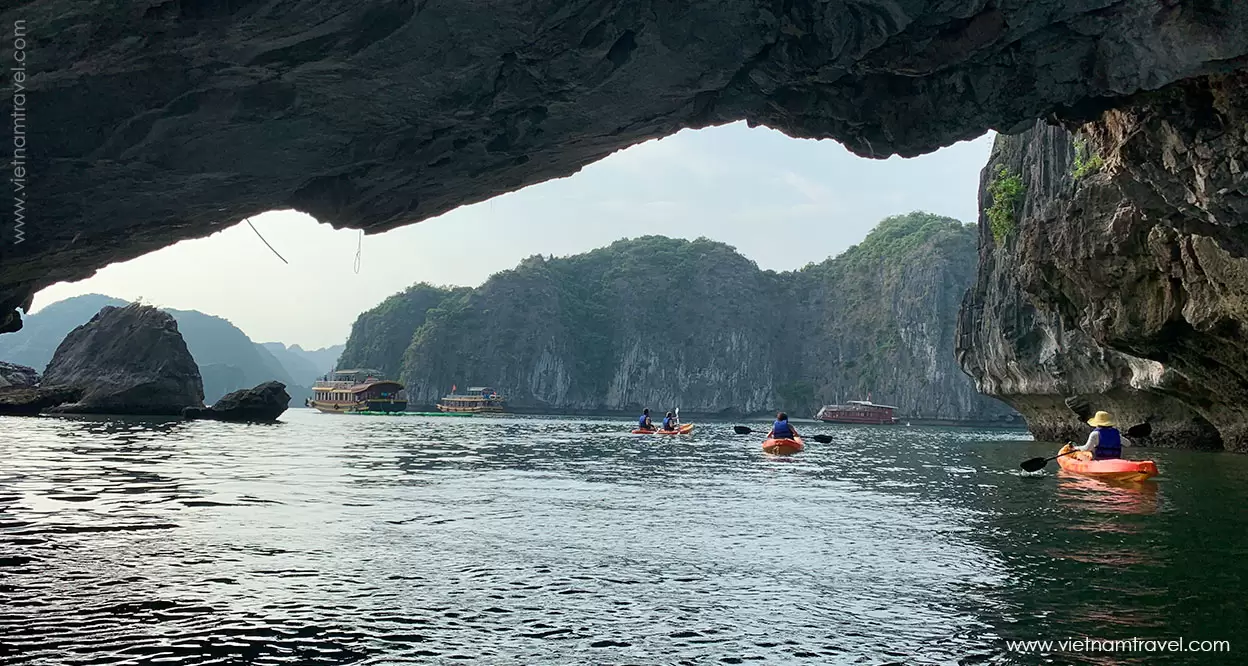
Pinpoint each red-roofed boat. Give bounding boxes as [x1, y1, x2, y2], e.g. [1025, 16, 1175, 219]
[815, 400, 898, 425]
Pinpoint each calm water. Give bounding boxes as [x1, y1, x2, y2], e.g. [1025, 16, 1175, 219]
[1, 411, 1246, 665]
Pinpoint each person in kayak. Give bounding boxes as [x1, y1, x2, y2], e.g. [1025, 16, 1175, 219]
[767, 412, 799, 440]
[637, 409, 656, 432]
[662, 411, 678, 431]
[1073, 410, 1122, 460]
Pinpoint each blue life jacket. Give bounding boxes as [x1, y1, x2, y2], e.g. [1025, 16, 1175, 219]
[638, 414, 650, 428]
[772, 420, 794, 439]
[1094, 427, 1122, 460]
[663, 417, 676, 430]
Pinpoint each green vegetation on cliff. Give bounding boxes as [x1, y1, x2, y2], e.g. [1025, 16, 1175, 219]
[1072, 137, 1104, 179]
[792, 213, 983, 417]
[337, 284, 467, 379]
[338, 212, 1015, 421]
[986, 165, 1024, 244]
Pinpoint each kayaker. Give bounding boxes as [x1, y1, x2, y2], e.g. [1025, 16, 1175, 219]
[662, 411, 678, 431]
[1073, 410, 1122, 460]
[767, 412, 799, 440]
[637, 409, 655, 432]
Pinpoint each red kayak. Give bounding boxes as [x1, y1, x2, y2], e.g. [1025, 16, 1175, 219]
[762, 437, 803, 455]
[1056, 444, 1158, 482]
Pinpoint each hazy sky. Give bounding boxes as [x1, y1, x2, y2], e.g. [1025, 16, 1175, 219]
[32, 122, 994, 349]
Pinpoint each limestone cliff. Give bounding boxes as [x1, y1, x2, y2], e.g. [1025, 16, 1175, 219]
[342, 218, 1016, 420]
[337, 284, 469, 379]
[957, 72, 1248, 450]
[5, 1, 1248, 334]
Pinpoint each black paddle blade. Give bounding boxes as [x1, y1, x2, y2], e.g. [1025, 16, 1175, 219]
[1126, 422, 1152, 438]
[733, 425, 752, 435]
[1064, 395, 1094, 420]
[1020, 457, 1049, 472]
[811, 434, 833, 444]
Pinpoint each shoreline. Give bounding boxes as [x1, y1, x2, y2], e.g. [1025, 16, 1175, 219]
[293, 406, 1027, 430]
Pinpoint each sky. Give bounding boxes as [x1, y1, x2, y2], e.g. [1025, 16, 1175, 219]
[31, 122, 994, 349]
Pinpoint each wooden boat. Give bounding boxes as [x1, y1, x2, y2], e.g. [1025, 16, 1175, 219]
[815, 400, 898, 425]
[309, 369, 406, 414]
[437, 386, 506, 414]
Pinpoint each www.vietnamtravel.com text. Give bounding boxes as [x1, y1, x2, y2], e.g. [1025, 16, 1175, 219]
[1006, 637, 1231, 656]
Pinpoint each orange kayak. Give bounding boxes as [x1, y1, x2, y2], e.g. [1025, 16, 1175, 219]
[762, 437, 803, 455]
[1056, 444, 1158, 482]
[632, 423, 694, 435]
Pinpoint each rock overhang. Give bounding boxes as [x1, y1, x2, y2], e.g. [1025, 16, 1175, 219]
[3, 0, 1248, 332]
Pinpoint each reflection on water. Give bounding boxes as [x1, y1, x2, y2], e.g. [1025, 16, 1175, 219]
[1058, 473, 1160, 518]
[2, 412, 1247, 664]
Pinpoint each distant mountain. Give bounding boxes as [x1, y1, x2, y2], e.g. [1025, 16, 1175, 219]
[0, 295, 310, 404]
[0, 294, 126, 371]
[289, 344, 344, 375]
[259, 342, 324, 387]
[162, 308, 304, 403]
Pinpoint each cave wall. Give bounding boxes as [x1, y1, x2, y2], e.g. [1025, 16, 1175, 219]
[5, 1, 1248, 332]
[958, 72, 1248, 451]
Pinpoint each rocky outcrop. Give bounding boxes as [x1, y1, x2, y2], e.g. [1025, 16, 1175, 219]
[0, 386, 82, 416]
[41, 304, 205, 415]
[958, 72, 1248, 450]
[0, 295, 127, 370]
[184, 381, 290, 422]
[5, 1, 1248, 333]
[343, 221, 1016, 420]
[0, 361, 38, 389]
[0, 295, 307, 404]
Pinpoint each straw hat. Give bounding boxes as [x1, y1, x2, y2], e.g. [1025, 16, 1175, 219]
[1087, 411, 1115, 427]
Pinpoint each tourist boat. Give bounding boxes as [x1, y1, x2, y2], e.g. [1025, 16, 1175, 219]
[436, 386, 506, 414]
[815, 400, 899, 425]
[308, 369, 407, 414]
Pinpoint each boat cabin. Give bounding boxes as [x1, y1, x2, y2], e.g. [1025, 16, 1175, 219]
[437, 385, 506, 413]
[815, 400, 898, 425]
[309, 369, 406, 413]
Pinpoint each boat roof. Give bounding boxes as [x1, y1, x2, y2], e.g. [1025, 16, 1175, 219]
[334, 368, 381, 375]
[350, 380, 404, 393]
[467, 386, 495, 391]
[844, 400, 897, 409]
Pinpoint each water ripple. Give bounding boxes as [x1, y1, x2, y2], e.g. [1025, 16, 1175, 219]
[3, 413, 1247, 664]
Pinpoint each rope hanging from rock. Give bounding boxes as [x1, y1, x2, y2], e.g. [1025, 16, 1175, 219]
[245, 218, 288, 264]
[354, 230, 363, 274]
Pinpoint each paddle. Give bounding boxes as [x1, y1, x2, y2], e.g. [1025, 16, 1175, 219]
[1019, 422, 1152, 472]
[733, 425, 832, 444]
[1019, 444, 1079, 472]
